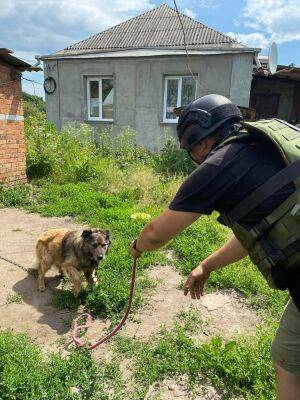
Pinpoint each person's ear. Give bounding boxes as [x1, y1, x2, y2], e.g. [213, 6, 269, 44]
[201, 137, 213, 152]
[193, 141, 204, 153]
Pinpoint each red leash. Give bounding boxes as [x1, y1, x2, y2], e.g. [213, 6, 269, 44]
[72, 258, 138, 350]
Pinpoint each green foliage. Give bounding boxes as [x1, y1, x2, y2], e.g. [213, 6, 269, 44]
[24, 116, 192, 183]
[52, 289, 83, 310]
[24, 114, 57, 178]
[0, 184, 31, 207]
[169, 214, 228, 275]
[154, 138, 194, 175]
[176, 308, 203, 334]
[25, 115, 99, 182]
[0, 330, 123, 399]
[23, 92, 45, 117]
[96, 128, 151, 167]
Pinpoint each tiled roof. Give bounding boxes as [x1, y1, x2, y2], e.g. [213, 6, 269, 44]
[51, 4, 245, 57]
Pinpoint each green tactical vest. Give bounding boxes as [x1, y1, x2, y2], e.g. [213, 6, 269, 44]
[216, 119, 300, 290]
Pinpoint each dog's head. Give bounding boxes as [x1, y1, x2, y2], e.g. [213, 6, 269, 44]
[81, 229, 111, 264]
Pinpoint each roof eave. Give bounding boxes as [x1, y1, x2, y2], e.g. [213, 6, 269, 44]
[0, 48, 42, 71]
[41, 46, 259, 61]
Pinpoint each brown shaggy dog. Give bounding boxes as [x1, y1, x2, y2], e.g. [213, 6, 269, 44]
[36, 228, 111, 297]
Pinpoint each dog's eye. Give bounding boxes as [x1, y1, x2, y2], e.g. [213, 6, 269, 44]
[101, 243, 107, 248]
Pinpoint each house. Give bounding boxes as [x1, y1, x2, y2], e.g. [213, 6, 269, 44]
[0, 48, 40, 185]
[41, 3, 258, 150]
[250, 58, 300, 124]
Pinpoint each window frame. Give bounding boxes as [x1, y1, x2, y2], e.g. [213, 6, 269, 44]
[163, 75, 196, 123]
[86, 77, 114, 122]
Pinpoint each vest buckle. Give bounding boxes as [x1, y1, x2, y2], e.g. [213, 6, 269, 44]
[267, 250, 286, 267]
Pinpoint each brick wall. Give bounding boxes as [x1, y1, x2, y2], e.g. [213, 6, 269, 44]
[0, 61, 27, 185]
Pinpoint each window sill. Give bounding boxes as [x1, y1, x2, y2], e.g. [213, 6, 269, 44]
[85, 119, 114, 124]
[160, 121, 178, 125]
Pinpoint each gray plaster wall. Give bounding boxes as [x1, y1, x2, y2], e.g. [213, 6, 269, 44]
[44, 52, 254, 150]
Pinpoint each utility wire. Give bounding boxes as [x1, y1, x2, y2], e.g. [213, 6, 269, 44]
[22, 77, 44, 96]
[173, 0, 198, 84]
[21, 77, 43, 86]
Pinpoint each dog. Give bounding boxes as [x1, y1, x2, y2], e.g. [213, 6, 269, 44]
[35, 228, 111, 297]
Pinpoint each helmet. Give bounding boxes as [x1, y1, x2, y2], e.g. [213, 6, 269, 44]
[177, 94, 243, 151]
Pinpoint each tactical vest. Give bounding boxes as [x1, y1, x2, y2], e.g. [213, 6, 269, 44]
[216, 119, 300, 290]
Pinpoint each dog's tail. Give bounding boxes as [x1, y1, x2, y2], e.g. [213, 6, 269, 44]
[34, 238, 43, 269]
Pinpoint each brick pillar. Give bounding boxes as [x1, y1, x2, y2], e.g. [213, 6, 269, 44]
[0, 62, 27, 185]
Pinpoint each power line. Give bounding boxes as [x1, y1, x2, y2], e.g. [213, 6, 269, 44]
[21, 77, 43, 86]
[173, 0, 198, 84]
[21, 77, 44, 96]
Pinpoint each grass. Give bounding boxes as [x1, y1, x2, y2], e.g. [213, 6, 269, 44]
[176, 308, 205, 334]
[113, 318, 277, 400]
[0, 330, 123, 399]
[6, 292, 23, 305]
[0, 113, 289, 399]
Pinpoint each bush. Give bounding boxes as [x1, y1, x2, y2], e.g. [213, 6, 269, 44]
[154, 138, 194, 175]
[23, 92, 45, 118]
[25, 116, 99, 183]
[25, 114, 57, 179]
[0, 184, 30, 207]
[25, 117, 192, 183]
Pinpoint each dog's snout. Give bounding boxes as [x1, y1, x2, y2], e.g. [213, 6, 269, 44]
[97, 254, 104, 261]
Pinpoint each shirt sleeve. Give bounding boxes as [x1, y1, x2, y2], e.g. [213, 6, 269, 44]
[169, 162, 235, 215]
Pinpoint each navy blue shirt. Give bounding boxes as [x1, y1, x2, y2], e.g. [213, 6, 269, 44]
[169, 140, 294, 227]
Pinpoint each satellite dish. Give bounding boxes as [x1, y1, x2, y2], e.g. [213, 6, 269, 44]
[268, 42, 278, 74]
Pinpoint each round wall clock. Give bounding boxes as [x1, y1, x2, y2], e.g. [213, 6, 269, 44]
[44, 76, 56, 94]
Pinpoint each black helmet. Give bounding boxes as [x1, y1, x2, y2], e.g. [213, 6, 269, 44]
[177, 94, 243, 151]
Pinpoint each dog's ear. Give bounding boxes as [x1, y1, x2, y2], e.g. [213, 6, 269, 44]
[81, 229, 92, 240]
[102, 229, 111, 252]
[104, 229, 110, 241]
[99, 229, 110, 241]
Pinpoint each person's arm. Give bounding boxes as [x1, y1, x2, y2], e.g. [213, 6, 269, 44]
[130, 208, 200, 258]
[184, 235, 248, 299]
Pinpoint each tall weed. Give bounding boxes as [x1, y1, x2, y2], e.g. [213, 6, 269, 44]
[154, 138, 194, 175]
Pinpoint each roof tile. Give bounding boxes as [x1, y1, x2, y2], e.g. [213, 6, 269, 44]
[51, 4, 245, 57]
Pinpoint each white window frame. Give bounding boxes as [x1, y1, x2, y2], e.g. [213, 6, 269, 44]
[163, 75, 196, 123]
[87, 77, 114, 122]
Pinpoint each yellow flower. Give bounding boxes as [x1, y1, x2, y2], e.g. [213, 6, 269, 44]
[130, 212, 151, 221]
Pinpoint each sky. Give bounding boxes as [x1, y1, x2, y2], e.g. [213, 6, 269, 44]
[1, 0, 299, 97]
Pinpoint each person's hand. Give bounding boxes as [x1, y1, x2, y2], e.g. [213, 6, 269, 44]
[184, 263, 211, 299]
[130, 239, 142, 259]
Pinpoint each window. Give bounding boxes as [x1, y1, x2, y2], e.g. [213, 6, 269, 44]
[87, 77, 114, 121]
[163, 76, 196, 122]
